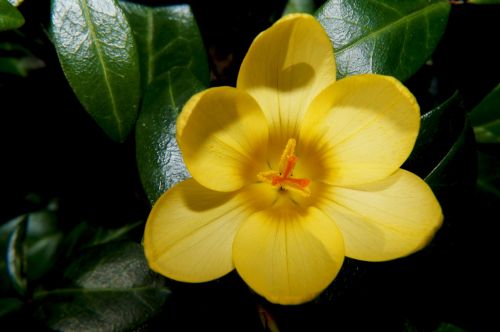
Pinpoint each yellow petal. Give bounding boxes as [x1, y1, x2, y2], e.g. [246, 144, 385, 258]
[233, 205, 344, 305]
[144, 179, 275, 282]
[237, 14, 336, 154]
[177, 87, 268, 192]
[317, 169, 442, 261]
[298, 74, 420, 186]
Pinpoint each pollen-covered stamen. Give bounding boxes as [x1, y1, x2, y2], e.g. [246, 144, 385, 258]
[257, 138, 311, 196]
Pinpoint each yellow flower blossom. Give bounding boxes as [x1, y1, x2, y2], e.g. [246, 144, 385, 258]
[144, 14, 443, 305]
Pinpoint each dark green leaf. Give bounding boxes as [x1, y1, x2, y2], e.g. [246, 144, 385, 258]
[1, 209, 63, 287]
[136, 67, 205, 204]
[26, 233, 63, 282]
[0, 0, 25, 32]
[424, 118, 476, 202]
[59, 221, 143, 261]
[1, 199, 64, 288]
[0, 57, 31, 76]
[434, 322, 468, 332]
[477, 146, 500, 198]
[34, 241, 170, 332]
[403, 92, 476, 217]
[5, 216, 27, 296]
[88, 220, 143, 246]
[50, 0, 141, 142]
[119, 2, 209, 90]
[0, 216, 23, 249]
[316, 0, 450, 81]
[0, 297, 23, 318]
[22, 210, 62, 282]
[403, 320, 418, 332]
[0, 58, 24, 76]
[283, 0, 316, 15]
[469, 84, 500, 143]
[0, 41, 46, 76]
[404, 92, 464, 178]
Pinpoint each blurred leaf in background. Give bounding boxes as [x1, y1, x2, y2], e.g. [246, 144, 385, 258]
[283, 0, 315, 14]
[470, 84, 500, 143]
[0, 0, 25, 32]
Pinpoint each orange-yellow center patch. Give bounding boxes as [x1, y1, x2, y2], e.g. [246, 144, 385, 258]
[257, 138, 311, 196]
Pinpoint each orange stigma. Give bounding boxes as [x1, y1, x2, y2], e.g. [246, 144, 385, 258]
[257, 139, 311, 196]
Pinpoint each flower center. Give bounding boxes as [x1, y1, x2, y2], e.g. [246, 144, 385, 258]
[257, 138, 311, 197]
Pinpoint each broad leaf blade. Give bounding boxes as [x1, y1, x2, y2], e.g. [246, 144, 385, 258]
[136, 67, 205, 204]
[316, 0, 450, 81]
[34, 241, 170, 331]
[119, 2, 210, 90]
[469, 84, 500, 143]
[0, 0, 25, 31]
[50, 0, 140, 142]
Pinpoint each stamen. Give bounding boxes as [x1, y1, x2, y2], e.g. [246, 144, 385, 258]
[257, 138, 311, 197]
[278, 138, 296, 174]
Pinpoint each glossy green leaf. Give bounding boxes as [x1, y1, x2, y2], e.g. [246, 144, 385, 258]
[50, 0, 140, 142]
[283, 0, 315, 15]
[136, 67, 205, 204]
[470, 84, 500, 143]
[0, 0, 25, 31]
[316, 0, 450, 81]
[33, 241, 170, 331]
[119, 2, 209, 90]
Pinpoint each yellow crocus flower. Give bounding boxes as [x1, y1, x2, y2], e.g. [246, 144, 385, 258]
[144, 14, 442, 305]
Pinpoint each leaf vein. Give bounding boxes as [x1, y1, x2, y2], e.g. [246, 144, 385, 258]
[79, 0, 123, 137]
